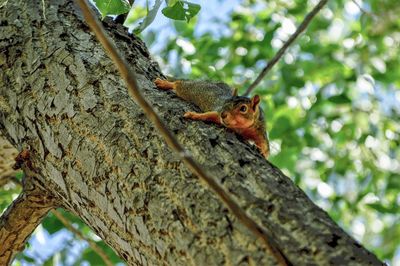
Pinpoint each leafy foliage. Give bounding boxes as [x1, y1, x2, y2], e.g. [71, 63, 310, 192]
[93, 0, 201, 32]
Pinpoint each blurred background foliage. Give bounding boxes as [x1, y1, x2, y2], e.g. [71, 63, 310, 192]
[1, 0, 399, 265]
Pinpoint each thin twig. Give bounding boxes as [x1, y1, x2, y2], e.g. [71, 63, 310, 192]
[75, 0, 289, 265]
[244, 0, 328, 96]
[51, 209, 114, 266]
[351, 0, 378, 19]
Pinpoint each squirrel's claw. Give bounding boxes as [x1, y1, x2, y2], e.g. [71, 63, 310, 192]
[154, 78, 175, 90]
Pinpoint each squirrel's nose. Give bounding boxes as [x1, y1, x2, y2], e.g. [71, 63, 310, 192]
[221, 111, 228, 119]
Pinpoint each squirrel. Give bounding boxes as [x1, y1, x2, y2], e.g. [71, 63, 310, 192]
[154, 78, 270, 158]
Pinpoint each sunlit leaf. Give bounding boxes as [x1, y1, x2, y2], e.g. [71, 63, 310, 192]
[94, 0, 131, 19]
[162, 1, 201, 22]
[134, 0, 163, 33]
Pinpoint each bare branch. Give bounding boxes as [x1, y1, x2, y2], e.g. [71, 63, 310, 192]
[51, 210, 114, 266]
[244, 0, 328, 96]
[351, 0, 378, 19]
[74, 0, 288, 264]
[0, 177, 57, 265]
[0, 147, 58, 265]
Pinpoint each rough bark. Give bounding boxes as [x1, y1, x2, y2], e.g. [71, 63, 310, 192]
[0, 134, 19, 185]
[0, 0, 383, 265]
[0, 172, 57, 265]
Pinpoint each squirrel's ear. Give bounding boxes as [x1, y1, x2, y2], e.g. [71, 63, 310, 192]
[232, 88, 238, 96]
[251, 95, 260, 110]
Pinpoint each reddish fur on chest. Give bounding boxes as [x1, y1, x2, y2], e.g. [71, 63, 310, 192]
[233, 126, 269, 158]
[234, 127, 260, 142]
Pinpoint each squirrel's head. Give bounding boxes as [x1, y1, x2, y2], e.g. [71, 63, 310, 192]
[220, 95, 261, 129]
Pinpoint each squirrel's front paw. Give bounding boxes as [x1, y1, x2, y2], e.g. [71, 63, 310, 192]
[183, 111, 197, 119]
[154, 78, 174, 90]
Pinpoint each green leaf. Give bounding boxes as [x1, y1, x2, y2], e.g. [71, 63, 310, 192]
[134, 0, 163, 33]
[166, 0, 179, 6]
[367, 203, 397, 214]
[327, 94, 351, 104]
[387, 174, 400, 191]
[41, 212, 65, 234]
[94, 0, 131, 19]
[15, 253, 36, 263]
[43, 255, 54, 266]
[184, 1, 201, 20]
[162, 2, 185, 21]
[162, 1, 201, 22]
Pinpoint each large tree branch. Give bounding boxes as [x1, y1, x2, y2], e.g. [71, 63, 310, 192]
[0, 192, 52, 265]
[0, 170, 57, 265]
[0, 0, 383, 265]
[75, 0, 287, 264]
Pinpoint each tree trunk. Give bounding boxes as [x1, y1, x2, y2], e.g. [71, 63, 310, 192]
[0, 0, 383, 265]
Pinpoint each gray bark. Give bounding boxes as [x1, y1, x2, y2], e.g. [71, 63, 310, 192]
[0, 173, 57, 265]
[0, 0, 383, 265]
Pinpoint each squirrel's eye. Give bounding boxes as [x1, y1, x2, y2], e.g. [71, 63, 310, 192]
[239, 105, 248, 113]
